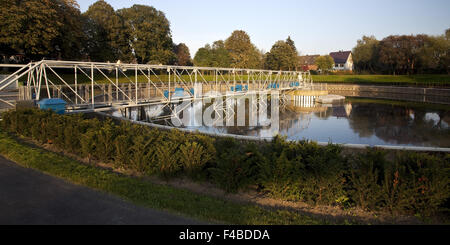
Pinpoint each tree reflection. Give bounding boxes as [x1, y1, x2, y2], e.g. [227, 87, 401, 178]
[348, 103, 450, 147]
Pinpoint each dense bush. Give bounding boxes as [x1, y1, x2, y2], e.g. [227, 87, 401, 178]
[209, 140, 262, 192]
[257, 137, 347, 206]
[1, 108, 449, 217]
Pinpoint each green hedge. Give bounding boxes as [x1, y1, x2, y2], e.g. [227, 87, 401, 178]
[1, 108, 449, 217]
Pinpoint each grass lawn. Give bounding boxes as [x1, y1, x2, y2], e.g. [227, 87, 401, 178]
[0, 130, 329, 225]
[312, 74, 450, 86]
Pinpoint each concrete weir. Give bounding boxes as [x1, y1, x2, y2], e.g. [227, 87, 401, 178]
[284, 90, 346, 106]
[285, 90, 328, 107]
[316, 94, 346, 104]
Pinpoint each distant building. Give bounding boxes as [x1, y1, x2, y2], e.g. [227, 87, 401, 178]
[329, 51, 353, 71]
[298, 55, 320, 71]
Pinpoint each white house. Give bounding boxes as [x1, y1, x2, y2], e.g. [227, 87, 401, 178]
[329, 51, 353, 71]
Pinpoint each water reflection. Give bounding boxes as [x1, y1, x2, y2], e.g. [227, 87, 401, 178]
[346, 103, 450, 147]
[111, 99, 450, 148]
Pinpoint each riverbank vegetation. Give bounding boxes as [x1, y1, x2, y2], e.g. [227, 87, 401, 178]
[1, 108, 449, 220]
[312, 74, 450, 86]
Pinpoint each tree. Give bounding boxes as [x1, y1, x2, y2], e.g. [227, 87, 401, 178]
[54, 0, 85, 60]
[193, 44, 212, 67]
[418, 35, 450, 74]
[315, 55, 335, 72]
[118, 4, 176, 64]
[264, 40, 298, 70]
[193, 41, 231, 67]
[82, 0, 131, 62]
[0, 0, 85, 60]
[352, 36, 380, 73]
[210, 40, 231, 67]
[285, 36, 297, 53]
[224, 30, 262, 69]
[378, 35, 426, 75]
[174, 43, 192, 66]
[352, 30, 450, 74]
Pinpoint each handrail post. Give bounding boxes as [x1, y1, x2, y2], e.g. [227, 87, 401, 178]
[91, 63, 94, 109]
[135, 65, 138, 104]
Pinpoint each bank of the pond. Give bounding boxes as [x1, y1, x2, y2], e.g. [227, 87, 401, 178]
[1, 108, 449, 221]
[318, 83, 450, 104]
[312, 74, 450, 87]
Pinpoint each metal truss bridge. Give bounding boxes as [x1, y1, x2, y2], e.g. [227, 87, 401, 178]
[0, 60, 315, 114]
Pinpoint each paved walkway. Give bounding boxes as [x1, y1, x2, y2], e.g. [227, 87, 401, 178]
[0, 156, 205, 225]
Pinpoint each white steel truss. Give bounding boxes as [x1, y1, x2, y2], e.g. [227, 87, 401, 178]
[0, 60, 314, 113]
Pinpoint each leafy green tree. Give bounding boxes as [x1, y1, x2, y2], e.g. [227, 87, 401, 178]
[315, 55, 335, 72]
[378, 35, 426, 75]
[174, 43, 193, 66]
[210, 40, 231, 67]
[285, 36, 297, 53]
[352, 35, 380, 73]
[224, 30, 262, 69]
[117, 4, 176, 64]
[193, 41, 231, 67]
[0, 0, 85, 60]
[353, 31, 450, 74]
[82, 0, 131, 62]
[193, 44, 212, 67]
[264, 40, 298, 70]
[418, 35, 450, 74]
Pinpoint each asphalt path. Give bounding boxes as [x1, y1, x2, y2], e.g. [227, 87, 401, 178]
[0, 156, 205, 225]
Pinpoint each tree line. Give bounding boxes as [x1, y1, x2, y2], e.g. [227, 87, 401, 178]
[0, 0, 192, 66]
[193, 33, 299, 70]
[0, 0, 301, 70]
[1, 0, 449, 74]
[352, 30, 450, 75]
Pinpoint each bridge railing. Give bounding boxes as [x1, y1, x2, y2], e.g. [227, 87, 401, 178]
[1, 60, 313, 110]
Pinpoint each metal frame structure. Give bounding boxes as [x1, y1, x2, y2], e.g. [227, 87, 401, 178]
[0, 60, 314, 120]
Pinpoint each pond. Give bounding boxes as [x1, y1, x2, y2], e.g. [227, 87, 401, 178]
[110, 97, 450, 148]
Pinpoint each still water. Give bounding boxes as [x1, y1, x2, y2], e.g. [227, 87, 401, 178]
[111, 99, 450, 148]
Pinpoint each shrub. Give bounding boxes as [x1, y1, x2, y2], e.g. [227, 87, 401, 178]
[129, 134, 154, 174]
[94, 119, 117, 163]
[392, 152, 450, 216]
[258, 137, 347, 206]
[381, 160, 416, 214]
[294, 143, 347, 206]
[112, 123, 134, 169]
[257, 138, 304, 200]
[348, 149, 385, 210]
[80, 129, 97, 161]
[153, 140, 181, 178]
[62, 115, 83, 153]
[179, 141, 211, 179]
[209, 142, 261, 193]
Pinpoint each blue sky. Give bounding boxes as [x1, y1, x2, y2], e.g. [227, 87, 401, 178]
[77, 0, 450, 56]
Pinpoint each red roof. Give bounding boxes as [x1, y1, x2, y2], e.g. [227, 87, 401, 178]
[329, 51, 351, 64]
